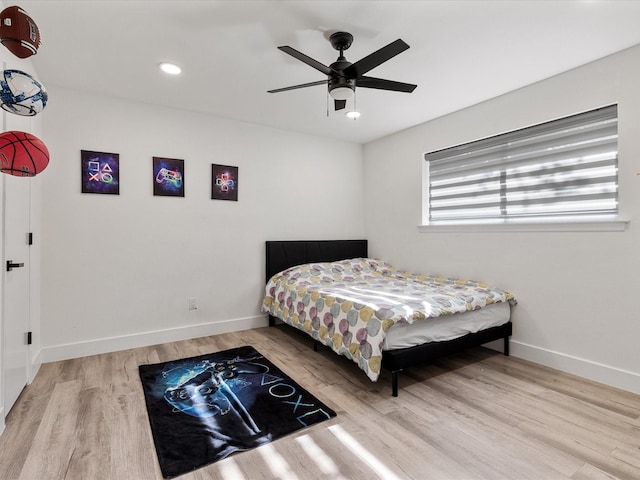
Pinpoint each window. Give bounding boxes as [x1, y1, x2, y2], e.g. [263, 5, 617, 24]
[423, 105, 618, 226]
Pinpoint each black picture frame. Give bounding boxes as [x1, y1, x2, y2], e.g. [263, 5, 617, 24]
[211, 164, 238, 201]
[153, 157, 185, 197]
[81, 150, 120, 195]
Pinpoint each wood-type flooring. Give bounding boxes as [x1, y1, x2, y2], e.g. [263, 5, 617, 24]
[0, 325, 638, 480]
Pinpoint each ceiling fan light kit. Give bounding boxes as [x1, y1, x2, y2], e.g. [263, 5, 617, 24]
[329, 85, 354, 100]
[268, 31, 416, 112]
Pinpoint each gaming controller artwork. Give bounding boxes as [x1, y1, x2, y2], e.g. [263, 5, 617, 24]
[155, 167, 182, 188]
[153, 157, 185, 197]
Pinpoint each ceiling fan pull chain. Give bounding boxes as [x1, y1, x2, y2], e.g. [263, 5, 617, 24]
[353, 91, 357, 120]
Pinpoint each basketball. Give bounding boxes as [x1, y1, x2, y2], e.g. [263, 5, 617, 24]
[0, 5, 41, 59]
[0, 69, 47, 116]
[0, 131, 49, 176]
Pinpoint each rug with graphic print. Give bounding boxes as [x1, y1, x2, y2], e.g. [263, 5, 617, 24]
[139, 345, 336, 478]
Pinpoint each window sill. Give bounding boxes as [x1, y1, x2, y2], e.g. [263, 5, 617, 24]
[418, 218, 629, 233]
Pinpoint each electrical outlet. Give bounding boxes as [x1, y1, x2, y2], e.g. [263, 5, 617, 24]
[188, 297, 198, 310]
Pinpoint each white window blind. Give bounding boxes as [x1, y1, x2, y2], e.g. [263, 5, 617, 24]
[424, 105, 618, 225]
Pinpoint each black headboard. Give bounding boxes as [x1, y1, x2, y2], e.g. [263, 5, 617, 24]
[265, 240, 368, 282]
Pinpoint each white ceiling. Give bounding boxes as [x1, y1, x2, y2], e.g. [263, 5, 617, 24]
[17, 0, 640, 144]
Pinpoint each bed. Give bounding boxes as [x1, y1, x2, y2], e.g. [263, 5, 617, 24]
[262, 240, 515, 396]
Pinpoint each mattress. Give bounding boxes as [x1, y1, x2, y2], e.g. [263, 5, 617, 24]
[263, 257, 515, 381]
[383, 301, 511, 350]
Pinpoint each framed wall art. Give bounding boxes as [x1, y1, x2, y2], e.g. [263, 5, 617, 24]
[211, 164, 238, 201]
[153, 157, 184, 197]
[81, 150, 120, 195]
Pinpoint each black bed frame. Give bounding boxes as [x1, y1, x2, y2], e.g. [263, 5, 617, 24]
[265, 240, 512, 396]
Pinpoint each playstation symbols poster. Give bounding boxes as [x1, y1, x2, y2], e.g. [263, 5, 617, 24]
[81, 150, 120, 195]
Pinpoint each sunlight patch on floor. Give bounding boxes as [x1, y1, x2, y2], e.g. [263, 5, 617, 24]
[217, 456, 246, 480]
[328, 424, 402, 480]
[296, 433, 349, 480]
[258, 443, 300, 480]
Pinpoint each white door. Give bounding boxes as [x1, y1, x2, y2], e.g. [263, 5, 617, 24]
[2, 110, 32, 415]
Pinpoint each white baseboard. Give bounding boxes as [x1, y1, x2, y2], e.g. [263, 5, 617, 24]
[0, 407, 5, 435]
[29, 349, 42, 384]
[509, 340, 640, 395]
[38, 319, 640, 396]
[41, 315, 268, 363]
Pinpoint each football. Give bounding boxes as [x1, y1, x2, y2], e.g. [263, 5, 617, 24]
[0, 69, 48, 116]
[0, 5, 41, 58]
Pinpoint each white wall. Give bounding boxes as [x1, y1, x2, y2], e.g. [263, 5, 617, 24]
[40, 87, 364, 360]
[35, 42, 640, 396]
[364, 45, 640, 394]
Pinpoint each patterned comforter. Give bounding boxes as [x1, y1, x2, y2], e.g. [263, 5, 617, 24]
[262, 258, 515, 382]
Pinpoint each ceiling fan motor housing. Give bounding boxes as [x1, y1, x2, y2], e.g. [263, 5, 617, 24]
[329, 57, 356, 97]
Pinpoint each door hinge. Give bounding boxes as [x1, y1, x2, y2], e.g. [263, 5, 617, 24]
[27, 331, 32, 345]
[28, 232, 33, 245]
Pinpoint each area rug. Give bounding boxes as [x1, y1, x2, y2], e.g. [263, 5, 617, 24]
[139, 345, 336, 479]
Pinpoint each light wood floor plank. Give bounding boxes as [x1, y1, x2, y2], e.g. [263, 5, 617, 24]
[482, 355, 640, 419]
[610, 445, 640, 470]
[1, 325, 639, 480]
[0, 362, 61, 479]
[16, 380, 83, 480]
[572, 463, 622, 480]
[518, 420, 639, 480]
[322, 386, 479, 480]
[397, 380, 584, 477]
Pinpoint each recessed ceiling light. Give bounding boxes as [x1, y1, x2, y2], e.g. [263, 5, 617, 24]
[346, 111, 360, 119]
[159, 63, 181, 75]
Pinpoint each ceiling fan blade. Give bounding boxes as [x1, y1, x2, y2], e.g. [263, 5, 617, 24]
[268, 80, 327, 94]
[344, 39, 410, 78]
[334, 99, 346, 111]
[278, 46, 335, 76]
[357, 76, 417, 93]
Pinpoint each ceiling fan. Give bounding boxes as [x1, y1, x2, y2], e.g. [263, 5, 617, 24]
[268, 31, 417, 111]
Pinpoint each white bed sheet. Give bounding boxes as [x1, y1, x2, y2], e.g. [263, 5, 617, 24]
[382, 301, 511, 350]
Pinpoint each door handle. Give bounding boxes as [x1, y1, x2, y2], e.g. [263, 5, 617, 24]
[6, 260, 25, 272]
